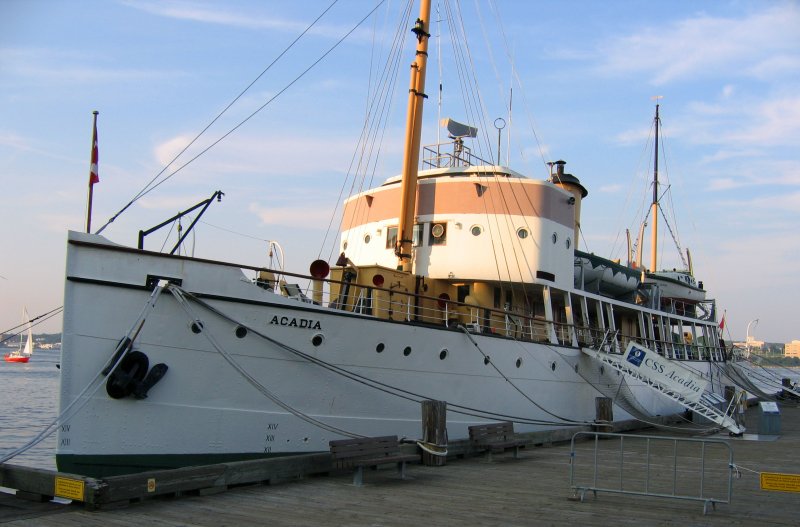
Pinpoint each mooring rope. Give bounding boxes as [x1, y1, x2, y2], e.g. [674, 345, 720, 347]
[457, 325, 587, 425]
[166, 285, 365, 439]
[0, 283, 167, 464]
[167, 285, 577, 426]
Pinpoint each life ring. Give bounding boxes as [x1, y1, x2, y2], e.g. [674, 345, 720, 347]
[106, 351, 149, 399]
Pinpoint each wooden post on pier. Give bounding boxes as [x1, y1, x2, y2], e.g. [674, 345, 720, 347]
[595, 397, 613, 434]
[421, 400, 447, 466]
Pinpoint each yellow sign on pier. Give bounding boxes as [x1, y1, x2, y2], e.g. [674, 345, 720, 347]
[54, 476, 85, 500]
[760, 472, 800, 493]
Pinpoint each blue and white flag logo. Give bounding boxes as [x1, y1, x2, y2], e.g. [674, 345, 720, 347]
[626, 345, 646, 367]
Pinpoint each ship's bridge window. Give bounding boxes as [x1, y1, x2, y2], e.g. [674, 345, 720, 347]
[457, 284, 470, 303]
[429, 222, 447, 246]
[413, 223, 423, 246]
[386, 227, 397, 249]
[386, 224, 423, 249]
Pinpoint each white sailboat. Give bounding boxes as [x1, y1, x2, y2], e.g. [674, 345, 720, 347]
[4, 308, 33, 363]
[56, 1, 751, 477]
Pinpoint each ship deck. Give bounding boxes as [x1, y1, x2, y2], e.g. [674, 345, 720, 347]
[2, 403, 799, 526]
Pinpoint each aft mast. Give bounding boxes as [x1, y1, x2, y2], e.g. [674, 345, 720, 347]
[395, 0, 432, 272]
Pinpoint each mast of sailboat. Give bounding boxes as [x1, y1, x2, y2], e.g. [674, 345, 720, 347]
[396, 0, 432, 272]
[649, 97, 662, 272]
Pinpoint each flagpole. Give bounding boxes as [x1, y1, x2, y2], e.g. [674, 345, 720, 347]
[86, 110, 99, 233]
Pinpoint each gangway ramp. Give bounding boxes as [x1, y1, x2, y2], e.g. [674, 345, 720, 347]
[581, 342, 742, 434]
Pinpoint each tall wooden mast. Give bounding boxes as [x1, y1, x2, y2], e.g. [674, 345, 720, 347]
[395, 0, 432, 272]
[649, 101, 661, 273]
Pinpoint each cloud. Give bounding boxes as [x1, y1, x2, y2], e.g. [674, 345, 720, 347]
[596, 4, 800, 85]
[720, 85, 735, 99]
[249, 203, 335, 229]
[722, 96, 800, 147]
[698, 148, 764, 164]
[1, 47, 184, 85]
[615, 94, 800, 153]
[718, 191, 800, 214]
[706, 159, 800, 191]
[121, 0, 354, 40]
[747, 55, 800, 80]
[151, 131, 370, 179]
[138, 193, 213, 211]
[155, 134, 193, 167]
[707, 177, 744, 192]
[598, 184, 624, 193]
[686, 95, 800, 149]
[0, 131, 32, 152]
[613, 126, 650, 146]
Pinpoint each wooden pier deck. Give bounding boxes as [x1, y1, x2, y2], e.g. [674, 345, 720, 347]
[2, 404, 799, 526]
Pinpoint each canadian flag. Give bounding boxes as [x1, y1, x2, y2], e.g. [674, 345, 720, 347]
[89, 117, 99, 186]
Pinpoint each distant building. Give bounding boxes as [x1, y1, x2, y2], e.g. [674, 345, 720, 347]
[786, 340, 800, 358]
[734, 338, 765, 352]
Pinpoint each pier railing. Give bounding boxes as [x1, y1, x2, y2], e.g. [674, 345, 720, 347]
[569, 432, 735, 515]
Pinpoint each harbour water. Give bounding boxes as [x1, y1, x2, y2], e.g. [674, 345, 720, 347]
[0, 347, 59, 470]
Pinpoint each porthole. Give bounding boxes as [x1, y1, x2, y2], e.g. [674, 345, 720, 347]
[566, 237, 571, 249]
[311, 334, 324, 347]
[517, 228, 529, 239]
[551, 232, 558, 244]
[515, 358, 523, 368]
[376, 343, 385, 353]
[431, 223, 445, 238]
[364, 234, 371, 244]
[439, 349, 448, 360]
[471, 225, 482, 236]
[550, 361, 557, 372]
[190, 321, 203, 334]
[235, 326, 247, 338]
[343, 241, 348, 250]
[403, 346, 412, 356]
[484, 356, 491, 365]
[599, 365, 605, 375]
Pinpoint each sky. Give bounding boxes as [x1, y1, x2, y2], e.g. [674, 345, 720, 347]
[1, 0, 798, 343]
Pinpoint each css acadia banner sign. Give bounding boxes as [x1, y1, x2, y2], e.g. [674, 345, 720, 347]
[620, 342, 709, 403]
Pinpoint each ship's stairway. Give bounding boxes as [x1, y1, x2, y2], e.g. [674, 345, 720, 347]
[581, 346, 743, 434]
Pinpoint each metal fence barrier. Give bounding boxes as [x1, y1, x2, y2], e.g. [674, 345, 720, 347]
[569, 432, 734, 515]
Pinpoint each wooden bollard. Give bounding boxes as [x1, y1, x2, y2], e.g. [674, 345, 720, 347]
[421, 400, 447, 466]
[594, 397, 613, 434]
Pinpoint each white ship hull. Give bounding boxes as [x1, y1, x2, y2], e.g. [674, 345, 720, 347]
[57, 231, 704, 476]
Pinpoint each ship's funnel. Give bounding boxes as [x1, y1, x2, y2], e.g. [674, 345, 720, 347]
[548, 160, 588, 245]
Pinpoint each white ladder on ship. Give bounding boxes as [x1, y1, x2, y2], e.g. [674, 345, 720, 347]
[581, 341, 743, 435]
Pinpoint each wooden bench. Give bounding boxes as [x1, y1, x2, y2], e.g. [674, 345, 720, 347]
[329, 435, 420, 486]
[468, 421, 526, 462]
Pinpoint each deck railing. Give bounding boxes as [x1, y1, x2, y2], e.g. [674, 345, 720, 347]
[250, 267, 727, 362]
